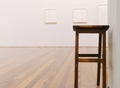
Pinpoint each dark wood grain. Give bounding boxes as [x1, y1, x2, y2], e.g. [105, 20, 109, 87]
[73, 25, 109, 33]
[78, 58, 103, 63]
[97, 33, 102, 86]
[103, 32, 107, 88]
[74, 32, 79, 88]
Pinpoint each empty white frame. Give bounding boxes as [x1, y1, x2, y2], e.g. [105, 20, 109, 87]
[45, 9, 57, 24]
[98, 4, 108, 24]
[97, 0, 108, 5]
[73, 8, 88, 23]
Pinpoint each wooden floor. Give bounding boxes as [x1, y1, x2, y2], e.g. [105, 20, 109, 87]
[0, 47, 106, 88]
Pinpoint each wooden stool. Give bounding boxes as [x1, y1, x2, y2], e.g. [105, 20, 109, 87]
[73, 25, 109, 88]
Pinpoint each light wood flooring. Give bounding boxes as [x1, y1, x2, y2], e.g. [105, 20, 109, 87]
[0, 47, 107, 88]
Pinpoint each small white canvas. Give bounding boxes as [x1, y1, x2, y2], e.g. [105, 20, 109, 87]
[73, 9, 87, 23]
[45, 9, 57, 24]
[98, 5, 108, 24]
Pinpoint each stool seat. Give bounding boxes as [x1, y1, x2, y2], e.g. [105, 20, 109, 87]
[73, 25, 109, 88]
[73, 25, 109, 33]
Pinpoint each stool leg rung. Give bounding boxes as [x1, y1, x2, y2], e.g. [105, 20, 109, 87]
[78, 58, 103, 63]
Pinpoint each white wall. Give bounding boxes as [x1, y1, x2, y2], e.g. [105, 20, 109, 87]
[108, 0, 120, 87]
[0, 0, 108, 47]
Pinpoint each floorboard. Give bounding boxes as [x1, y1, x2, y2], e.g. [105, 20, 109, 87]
[0, 47, 107, 88]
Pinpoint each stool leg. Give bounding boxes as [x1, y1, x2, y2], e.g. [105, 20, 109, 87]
[97, 33, 102, 86]
[97, 62, 101, 86]
[103, 32, 106, 88]
[75, 32, 79, 88]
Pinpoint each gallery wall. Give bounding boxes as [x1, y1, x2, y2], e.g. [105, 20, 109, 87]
[0, 0, 108, 47]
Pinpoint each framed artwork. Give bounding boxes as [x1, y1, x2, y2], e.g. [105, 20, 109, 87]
[97, 4, 108, 24]
[73, 8, 88, 23]
[45, 9, 57, 24]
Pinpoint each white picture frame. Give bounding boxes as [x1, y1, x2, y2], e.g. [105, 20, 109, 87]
[45, 9, 57, 24]
[73, 8, 88, 23]
[97, 4, 108, 25]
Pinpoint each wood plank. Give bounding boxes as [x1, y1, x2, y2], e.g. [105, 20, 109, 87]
[0, 47, 107, 88]
[78, 58, 103, 63]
